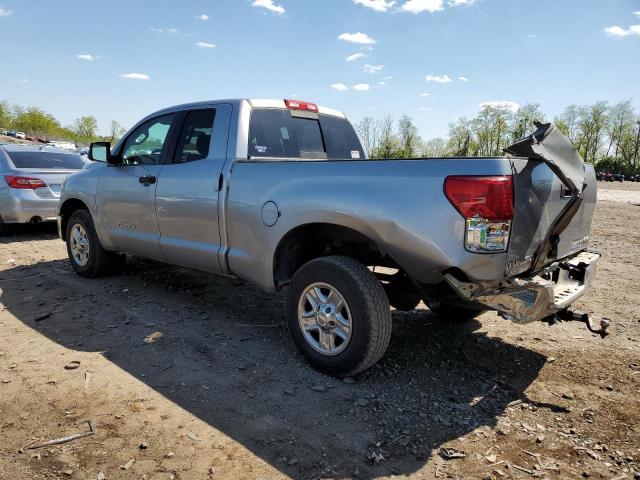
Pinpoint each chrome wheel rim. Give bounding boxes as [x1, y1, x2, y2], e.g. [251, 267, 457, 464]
[70, 223, 90, 267]
[298, 282, 352, 356]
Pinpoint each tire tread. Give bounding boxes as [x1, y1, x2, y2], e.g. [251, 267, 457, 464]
[287, 255, 392, 376]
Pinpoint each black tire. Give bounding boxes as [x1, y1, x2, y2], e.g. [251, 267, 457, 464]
[65, 209, 120, 278]
[286, 256, 392, 377]
[426, 299, 486, 322]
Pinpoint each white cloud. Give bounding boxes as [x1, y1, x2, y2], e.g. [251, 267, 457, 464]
[604, 25, 640, 37]
[634, 11, 640, 18]
[17, 78, 29, 84]
[346, 53, 366, 62]
[458, 76, 469, 81]
[480, 101, 520, 112]
[0, 5, 12, 16]
[353, 83, 371, 91]
[149, 27, 179, 34]
[420, 92, 431, 96]
[448, 0, 477, 5]
[527, 33, 537, 39]
[120, 73, 150, 80]
[379, 81, 387, 86]
[331, 83, 349, 91]
[425, 74, 452, 83]
[383, 76, 392, 80]
[364, 63, 385, 74]
[419, 106, 433, 111]
[338, 32, 377, 44]
[401, 0, 444, 13]
[196, 41, 216, 48]
[252, 0, 285, 14]
[76, 54, 94, 61]
[354, 0, 396, 12]
[195, 14, 209, 21]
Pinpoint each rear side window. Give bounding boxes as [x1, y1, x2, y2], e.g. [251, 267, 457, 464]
[249, 109, 305, 158]
[319, 115, 365, 160]
[248, 108, 363, 160]
[6, 151, 85, 169]
[173, 109, 216, 163]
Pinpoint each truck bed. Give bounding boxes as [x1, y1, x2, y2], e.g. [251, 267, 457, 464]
[224, 155, 596, 293]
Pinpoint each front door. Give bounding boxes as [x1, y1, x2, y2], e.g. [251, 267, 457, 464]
[96, 113, 176, 259]
[155, 105, 232, 273]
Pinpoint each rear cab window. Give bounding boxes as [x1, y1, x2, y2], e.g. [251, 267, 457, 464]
[6, 151, 86, 169]
[248, 108, 364, 160]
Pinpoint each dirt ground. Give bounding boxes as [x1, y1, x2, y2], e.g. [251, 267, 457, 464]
[1, 183, 639, 480]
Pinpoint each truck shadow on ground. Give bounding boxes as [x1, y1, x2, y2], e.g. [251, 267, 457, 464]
[0, 257, 555, 479]
[0, 222, 58, 242]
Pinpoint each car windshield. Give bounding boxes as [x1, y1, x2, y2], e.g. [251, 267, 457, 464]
[7, 151, 86, 169]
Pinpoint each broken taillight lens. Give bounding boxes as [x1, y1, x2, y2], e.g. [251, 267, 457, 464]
[444, 175, 513, 253]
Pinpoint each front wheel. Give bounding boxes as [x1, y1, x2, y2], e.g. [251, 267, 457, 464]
[286, 256, 392, 377]
[65, 209, 120, 278]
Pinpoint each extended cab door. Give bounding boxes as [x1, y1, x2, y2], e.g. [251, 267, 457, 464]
[154, 104, 232, 273]
[96, 113, 176, 260]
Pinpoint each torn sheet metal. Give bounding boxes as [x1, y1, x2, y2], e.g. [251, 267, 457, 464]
[445, 251, 600, 324]
[505, 122, 585, 195]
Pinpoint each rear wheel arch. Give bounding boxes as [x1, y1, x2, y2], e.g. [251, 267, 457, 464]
[273, 223, 389, 290]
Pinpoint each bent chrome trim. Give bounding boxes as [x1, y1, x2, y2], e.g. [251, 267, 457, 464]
[445, 250, 600, 323]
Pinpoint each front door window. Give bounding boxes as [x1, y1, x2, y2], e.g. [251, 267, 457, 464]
[121, 114, 175, 165]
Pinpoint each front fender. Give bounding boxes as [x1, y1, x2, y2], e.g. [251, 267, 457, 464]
[58, 165, 112, 248]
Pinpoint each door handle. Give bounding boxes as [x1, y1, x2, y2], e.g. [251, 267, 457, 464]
[139, 175, 156, 186]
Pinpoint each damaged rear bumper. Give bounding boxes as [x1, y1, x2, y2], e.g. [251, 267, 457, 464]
[445, 250, 601, 323]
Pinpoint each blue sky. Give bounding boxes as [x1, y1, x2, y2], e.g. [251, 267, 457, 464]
[0, 0, 639, 138]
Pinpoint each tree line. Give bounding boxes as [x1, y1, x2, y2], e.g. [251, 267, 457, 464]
[356, 99, 640, 174]
[0, 100, 127, 146]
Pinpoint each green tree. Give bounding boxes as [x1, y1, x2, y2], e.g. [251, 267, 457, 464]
[447, 117, 473, 156]
[554, 104, 580, 143]
[73, 116, 99, 144]
[371, 115, 398, 158]
[13, 107, 60, 136]
[472, 106, 511, 156]
[355, 117, 379, 156]
[422, 137, 448, 157]
[510, 103, 545, 143]
[0, 100, 13, 128]
[397, 115, 422, 158]
[109, 120, 127, 143]
[574, 101, 609, 164]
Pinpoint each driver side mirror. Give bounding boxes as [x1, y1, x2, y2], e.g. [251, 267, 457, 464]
[89, 142, 121, 165]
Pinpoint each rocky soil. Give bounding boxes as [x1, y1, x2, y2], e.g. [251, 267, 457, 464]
[0, 183, 639, 479]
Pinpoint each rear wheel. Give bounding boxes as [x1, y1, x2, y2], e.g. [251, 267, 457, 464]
[66, 209, 121, 278]
[286, 256, 392, 377]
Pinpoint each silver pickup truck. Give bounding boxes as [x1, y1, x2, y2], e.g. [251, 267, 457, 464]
[58, 98, 601, 376]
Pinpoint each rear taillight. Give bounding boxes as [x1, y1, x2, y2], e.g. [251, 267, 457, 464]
[444, 175, 514, 253]
[284, 99, 319, 112]
[4, 175, 47, 189]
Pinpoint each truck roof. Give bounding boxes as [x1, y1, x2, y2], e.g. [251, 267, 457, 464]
[148, 98, 347, 120]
